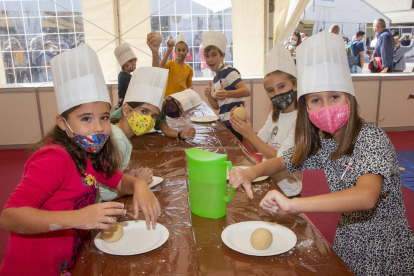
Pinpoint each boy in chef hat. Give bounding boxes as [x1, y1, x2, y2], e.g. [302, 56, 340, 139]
[229, 31, 414, 276]
[202, 30, 251, 142]
[147, 32, 193, 98]
[114, 43, 137, 109]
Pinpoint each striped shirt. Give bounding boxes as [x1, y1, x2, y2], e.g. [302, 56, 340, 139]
[213, 66, 244, 126]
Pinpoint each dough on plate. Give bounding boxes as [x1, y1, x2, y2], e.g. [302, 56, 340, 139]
[234, 107, 247, 121]
[101, 222, 124, 243]
[250, 228, 273, 250]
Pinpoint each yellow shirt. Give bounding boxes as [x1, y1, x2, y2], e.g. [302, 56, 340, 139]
[163, 60, 193, 98]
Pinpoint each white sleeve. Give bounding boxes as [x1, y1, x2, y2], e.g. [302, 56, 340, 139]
[257, 112, 274, 144]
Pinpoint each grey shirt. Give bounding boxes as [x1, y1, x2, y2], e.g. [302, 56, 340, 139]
[394, 41, 414, 71]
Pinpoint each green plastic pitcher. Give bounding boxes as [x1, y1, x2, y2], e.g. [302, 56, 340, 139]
[185, 148, 233, 219]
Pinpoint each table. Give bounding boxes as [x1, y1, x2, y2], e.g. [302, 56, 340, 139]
[73, 102, 354, 275]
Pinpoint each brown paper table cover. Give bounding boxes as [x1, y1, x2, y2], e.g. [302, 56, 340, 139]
[73, 102, 354, 276]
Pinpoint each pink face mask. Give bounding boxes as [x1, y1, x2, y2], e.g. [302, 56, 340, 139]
[307, 104, 349, 134]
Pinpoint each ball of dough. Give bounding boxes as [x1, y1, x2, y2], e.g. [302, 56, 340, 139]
[167, 39, 175, 46]
[250, 228, 273, 250]
[101, 222, 124, 243]
[152, 34, 162, 46]
[234, 107, 247, 121]
[213, 91, 217, 99]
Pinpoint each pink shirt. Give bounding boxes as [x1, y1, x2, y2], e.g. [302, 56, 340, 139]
[0, 144, 123, 276]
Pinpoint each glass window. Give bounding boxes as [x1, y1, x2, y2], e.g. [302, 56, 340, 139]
[159, 0, 175, 15]
[208, 14, 223, 31]
[176, 0, 191, 14]
[191, 1, 207, 14]
[5, 1, 23, 18]
[224, 14, 231, 30]
[176, 15, 191, 31]
[24, 17, 42, 34]
[0, 0, 84, 83]
[151, 16, 159, 31]
[192, 15, 206, 30]
[150, 0, 159, 15]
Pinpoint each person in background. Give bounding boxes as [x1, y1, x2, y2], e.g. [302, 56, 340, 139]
[148, 32, 193, 99]
[393, 34, 414, 72]
[114, 43, 137, 110]
[29, 36, 43, 82]
[230, 43, 302, 199]
[373, 18, 394, 73]
[284, 31, 302, 56]
[70, 34, 85, 49]
[36, 41, 54, 82]
[202, 30, 251, 142]
[329, 24, 340, 35]
[350, 31, 366, 73]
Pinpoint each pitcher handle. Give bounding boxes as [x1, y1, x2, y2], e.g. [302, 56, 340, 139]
[224, 161, 233, 203]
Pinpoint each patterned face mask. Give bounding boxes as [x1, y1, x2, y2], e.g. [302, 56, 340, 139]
[125, 65, 136, 72]
[177, 53, 186, 60]
[270, 89, 296, 109]
[164, 98, 181, 118]
[63, 119, 109, 154]
[127, 108, 156, 136]
[307, 104, 349, 134]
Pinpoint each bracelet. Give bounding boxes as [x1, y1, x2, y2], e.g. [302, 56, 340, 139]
[178, 131, 186, 141]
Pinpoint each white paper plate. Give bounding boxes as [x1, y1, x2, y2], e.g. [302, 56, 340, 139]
[221, 221, 297, 256]
[227, 166, 269, 182]
[94, 220, 169, 255]
[190, 115, 219, 123]
[148, 176, 163, 189]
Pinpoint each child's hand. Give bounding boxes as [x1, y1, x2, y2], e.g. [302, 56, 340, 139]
[215, 82, 227, 101]
[147, 32, 160, 53]
[128, 167, 153, 184]
[229, 167, 255, 199]
[166, 40, 174, 53]
[204, 81, 213, 98]
[230, 113, 254, 139]
[76, 202, 126, 230]
[260, 190, 291, 216]
[132, 181, 161, 230]
[181, 126, 196, 140]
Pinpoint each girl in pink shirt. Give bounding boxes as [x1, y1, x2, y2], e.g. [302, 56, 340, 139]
[0, 44, 161, 276]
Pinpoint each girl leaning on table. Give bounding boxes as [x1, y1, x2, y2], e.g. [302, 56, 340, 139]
[100, 71, 202, 202]
[229, 31, 414, 276]
[230, 43, 302, 199]
[0, 45, 160, 276]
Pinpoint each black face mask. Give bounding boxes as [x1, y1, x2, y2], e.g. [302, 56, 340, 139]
[164, 98, 180, 118]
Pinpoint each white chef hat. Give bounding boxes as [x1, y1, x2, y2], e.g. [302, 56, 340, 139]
[114, 43, 137, 67]
[296, 31, 355, 99]
[169, 89, 202, 115]
[265, 42, 297, 78]
[50, 44, 110, 115]
[175, 33, 188, 46]
[202, 31, 227, 54]
[123, 67, 168, 110]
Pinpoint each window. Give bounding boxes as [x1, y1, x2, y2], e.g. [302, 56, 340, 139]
[0, 0, 84, 83]
[150, 0, 233, 78]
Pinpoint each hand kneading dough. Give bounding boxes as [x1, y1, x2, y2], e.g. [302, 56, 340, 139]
[167, 39, 175, 46]
[152, 34, 162, 46]
[250, 228, 273, 250]
[101, 222, 124, 243]
[234, 107, 247, 121]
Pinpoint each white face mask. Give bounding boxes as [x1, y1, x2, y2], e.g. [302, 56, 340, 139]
[289, 39, 297, 46]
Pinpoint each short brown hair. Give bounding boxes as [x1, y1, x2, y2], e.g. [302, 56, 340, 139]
[290, 94, 364, 164]
[204, 45, 223, 56]
[36, 104, 121, 178]
[264, 71, 298, 123]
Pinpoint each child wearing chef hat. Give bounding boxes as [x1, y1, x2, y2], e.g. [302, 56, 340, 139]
[230, 43, 302, 199]
[100, 66, 169, 201]
[0, 44, 160, 275]
[114, 43, 137, 109]
[147, 32, 193, 98]
[229, 31, 414, 276]
[202, 30, 251, 142]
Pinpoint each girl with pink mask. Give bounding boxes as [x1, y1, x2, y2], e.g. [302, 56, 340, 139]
[229, 31, 414, 275]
